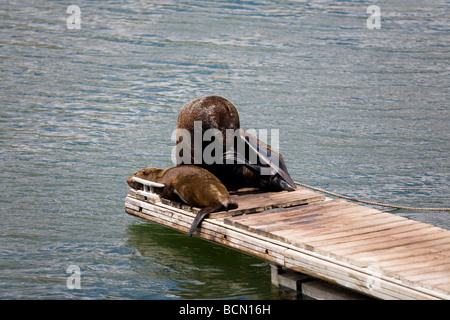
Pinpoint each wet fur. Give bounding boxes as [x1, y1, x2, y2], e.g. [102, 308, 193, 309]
[127, 165, 238, 236]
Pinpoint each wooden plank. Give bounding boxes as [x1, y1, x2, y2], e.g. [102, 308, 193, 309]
[381, 256, 450, 273]
[406, 270, 450, 284]
[228, 202, 364, 232]
[350, 243, 450, 268]
[225, 199, 390, 235]
[272, 213, 404, 239]
[228, 198, 345, 221]
[270, 216, 417, 246]
[289, 208, 408, 237]
[210, 187, 325, 218]
[125, 201, 140, 212]
[318, 227, 450, 255]
[398, 263, 450, 277]
[420, 276, 450, 287]
[224, 199, 368, 233]
[307, 222, 436, 248]
[337, 239, 450, 276]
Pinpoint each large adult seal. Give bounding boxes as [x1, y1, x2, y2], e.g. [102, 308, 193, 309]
[175, 95, 296, 191]
[126, 165, 238, 236]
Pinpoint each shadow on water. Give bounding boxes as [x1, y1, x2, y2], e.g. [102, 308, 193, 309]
[126, 221, 300, 299]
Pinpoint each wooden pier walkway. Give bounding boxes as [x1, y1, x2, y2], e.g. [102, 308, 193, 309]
[125, 185, 450, 300]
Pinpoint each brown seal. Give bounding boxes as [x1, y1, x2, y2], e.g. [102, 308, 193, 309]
[175, 95, 296, 191]
[126, 165, 238, 236]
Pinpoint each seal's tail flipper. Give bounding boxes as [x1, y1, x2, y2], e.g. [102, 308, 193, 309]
[188, 204, 222, 236]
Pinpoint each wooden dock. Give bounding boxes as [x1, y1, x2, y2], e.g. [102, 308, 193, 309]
[125, 186, 450, 300]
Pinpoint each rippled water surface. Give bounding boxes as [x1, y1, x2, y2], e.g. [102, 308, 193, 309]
[1, 1, 449, 299]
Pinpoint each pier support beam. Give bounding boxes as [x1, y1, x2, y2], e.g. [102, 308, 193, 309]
[270, 265, 372, 300]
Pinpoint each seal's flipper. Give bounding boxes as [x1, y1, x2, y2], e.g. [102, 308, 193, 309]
[238, 129, 296, 190]
[188, 204, 222, 237]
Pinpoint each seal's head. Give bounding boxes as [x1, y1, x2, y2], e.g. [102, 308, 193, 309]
[176, 96, 240, 165]
[177, 95, 240, 134]
[126, 167, 163, 189]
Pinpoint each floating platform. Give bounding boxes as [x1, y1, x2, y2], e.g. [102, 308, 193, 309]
[125, 184, 450, 300]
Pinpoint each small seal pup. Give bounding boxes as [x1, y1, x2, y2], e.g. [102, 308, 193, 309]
[175, 95, 296, 191]
[126, 165, 238, 236]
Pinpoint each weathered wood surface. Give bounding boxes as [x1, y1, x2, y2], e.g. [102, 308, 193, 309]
[214, 187, 325, 218]
[224, 199, 450, 299]
[124, 187, 450, 300]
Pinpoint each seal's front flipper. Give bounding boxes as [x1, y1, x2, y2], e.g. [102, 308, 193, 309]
[240, 129, 296, 190]
[187, 204, 222, 237]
